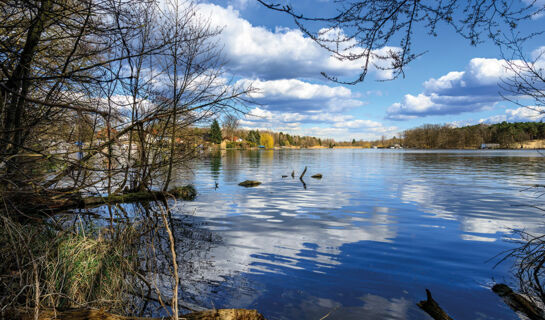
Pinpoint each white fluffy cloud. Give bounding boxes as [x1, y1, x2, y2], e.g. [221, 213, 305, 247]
[303, 125, 400, 141]
[238, 78, 365, 112]
[506, 106, 545, 121]
[387, 58, 514, 120]
[242, 79, 351, 100]
[424, 58, 510, 95]
[242, 107, 353, 126]
[240, 107, 398, 140]
[197, 4, 396, 80]
[333, 119, 383, 129]
[479, 106, 545, 123]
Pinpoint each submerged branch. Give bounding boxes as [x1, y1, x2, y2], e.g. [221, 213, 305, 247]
[417, 289, 453, 320]
[492, 284, 545, 320]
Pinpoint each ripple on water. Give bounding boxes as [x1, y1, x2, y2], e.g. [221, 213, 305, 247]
[172, 149, 545, 320]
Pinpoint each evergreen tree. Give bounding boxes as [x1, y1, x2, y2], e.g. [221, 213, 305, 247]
[210, 119, 222, 144]
[246, 130, 261, 144]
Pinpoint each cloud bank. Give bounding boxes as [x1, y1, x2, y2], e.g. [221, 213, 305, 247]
[198, 4, 396, 81]
[386, 58, 514, 120]
[237, 78, 364, 113]
[479, 106, 545, 124]
[240, 107, 398, 141]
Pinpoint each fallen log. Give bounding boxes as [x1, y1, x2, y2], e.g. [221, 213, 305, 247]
[83, 186, 197, 207]
[238, 180, 261, 187]
[5, 308, 267, 320]
[184, 309, 266, 320]
[1, 185, 197, 215]
[5, 308, 154, 320]
[492, 284, 545, 320]
[417, 289, 453, 320]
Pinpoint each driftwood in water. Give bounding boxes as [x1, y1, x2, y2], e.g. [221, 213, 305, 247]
[311, 174, 322, 179]
[6, 308, 267, 320]
[492, 284, 545, 320]
[291, 170, 294, 178]
[281, 175, 288, 178]
[299, 166, 307, 179]
[298, 167, 308, 189]
[238, 180, 262, 187]
[183, 309, 266, 320]
[417, 289, 453, 320]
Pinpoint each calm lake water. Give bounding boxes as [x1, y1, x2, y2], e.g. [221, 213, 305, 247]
[169, 149, 545, 319]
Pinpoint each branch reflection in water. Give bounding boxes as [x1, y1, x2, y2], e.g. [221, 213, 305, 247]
[54, 200, 229, 318]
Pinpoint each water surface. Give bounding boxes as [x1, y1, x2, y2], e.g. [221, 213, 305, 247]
[171, 149, 545, 319]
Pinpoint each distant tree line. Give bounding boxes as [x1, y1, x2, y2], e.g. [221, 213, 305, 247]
[403, 122, 545, 149]
[202, 120, 333, 148]
[200, 121, 545, 150]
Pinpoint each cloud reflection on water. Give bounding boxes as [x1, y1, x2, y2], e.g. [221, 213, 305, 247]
[172, 149, 545, 319]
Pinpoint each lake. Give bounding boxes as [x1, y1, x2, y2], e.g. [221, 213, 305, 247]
[165, 149, 545, 319]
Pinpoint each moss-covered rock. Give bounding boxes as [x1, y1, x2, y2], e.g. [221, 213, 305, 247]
[238, 180, 261, 187]
[170, 185, 197, 200]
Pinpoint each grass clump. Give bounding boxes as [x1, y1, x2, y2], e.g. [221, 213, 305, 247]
[1, 216, 138, 315]
[48, 231, 132, 309]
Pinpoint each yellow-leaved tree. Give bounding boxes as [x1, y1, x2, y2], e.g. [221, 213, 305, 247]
[260, 133, 274, 149]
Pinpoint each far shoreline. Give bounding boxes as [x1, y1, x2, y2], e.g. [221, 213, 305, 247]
[217, 146, 545, 151]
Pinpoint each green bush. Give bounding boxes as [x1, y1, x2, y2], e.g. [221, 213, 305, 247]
[226, 142, 236, 149]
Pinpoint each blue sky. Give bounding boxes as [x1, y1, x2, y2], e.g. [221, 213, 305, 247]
[198, 0, 545, 141]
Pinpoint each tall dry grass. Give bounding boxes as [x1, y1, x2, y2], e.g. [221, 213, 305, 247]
[0, 215, 140, 318]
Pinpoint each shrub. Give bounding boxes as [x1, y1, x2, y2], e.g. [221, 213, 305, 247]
[260, 133, 274, 149]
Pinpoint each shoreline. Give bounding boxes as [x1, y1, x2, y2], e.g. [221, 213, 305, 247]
[215, 146, 545, 151]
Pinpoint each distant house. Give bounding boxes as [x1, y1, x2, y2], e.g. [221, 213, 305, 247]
[480, 143, 500, 149]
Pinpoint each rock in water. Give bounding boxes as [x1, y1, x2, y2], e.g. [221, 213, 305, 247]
[238, 180, 262, 187]
[311, 174, 323, 179]
[170, 185, 197, 200]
